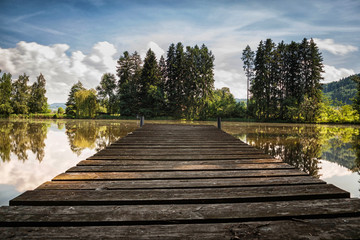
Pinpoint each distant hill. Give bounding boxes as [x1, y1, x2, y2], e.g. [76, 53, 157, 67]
[49, 103, 66, 111]
[235, 98, 247, 103]
[322, 74, 359, 105]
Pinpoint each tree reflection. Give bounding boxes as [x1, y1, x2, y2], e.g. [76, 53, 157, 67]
[227, 125, 323, 177]
[225, 123, 360, 178]
[352, 133, 360, 172]
[0, 119, 138, 162]
[0, 121, 13, 162]
[0, 120, 49, 162]
[65, 120, 138, 155]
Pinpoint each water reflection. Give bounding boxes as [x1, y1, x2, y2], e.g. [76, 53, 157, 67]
[0, 119, 139, 206]
[0, 119, 139, 162]
[223, 123, 360, 177]
[0, 120, 359, 204]
[0, 120, 49, 162]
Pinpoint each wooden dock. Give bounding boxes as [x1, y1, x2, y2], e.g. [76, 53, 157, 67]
[1, 123, 360, 239]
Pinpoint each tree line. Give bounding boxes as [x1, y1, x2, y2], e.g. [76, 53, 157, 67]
[1, 39, 359, 122]
[0, 70, 48, 116]
[66, 42, 245, 119]
[242, 38, 325, 122]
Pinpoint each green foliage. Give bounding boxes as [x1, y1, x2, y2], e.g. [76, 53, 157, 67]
[66, 81, 85, 116]
[205, 87, 246, 119]
[316, 94, 359, 123]
[248, 38, 324, 122]
[74, 89, 98, 118]
[351, 75, 360, 115]
[57, 107, 65, 114]
[0, 70, 13, 116]
[138, 49, 163, 116]
[12, 73, 31, 114]
[96, 73, 117, 114]
[241, 45, 255, 104]
[322, 74, 359, 106]
[28, 73, 48, 113]
[114, 43, 216, 120]
[116, 51, 142, 116]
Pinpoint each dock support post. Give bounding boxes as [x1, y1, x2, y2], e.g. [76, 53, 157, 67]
[140, 116, 144, 127]
[217, 117, 221, 129]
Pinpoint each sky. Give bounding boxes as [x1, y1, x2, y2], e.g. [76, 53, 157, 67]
[0, 0, 359, 103]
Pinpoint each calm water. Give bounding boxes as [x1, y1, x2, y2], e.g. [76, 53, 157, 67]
[0, 119, 359, 206]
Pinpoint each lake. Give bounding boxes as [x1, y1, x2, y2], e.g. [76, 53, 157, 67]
[0, 119, 359, 206]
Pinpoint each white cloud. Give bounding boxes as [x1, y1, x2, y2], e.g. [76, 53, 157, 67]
[0, 41, 117, 103]
[314, 38, 358, 55]
[322, 64, 355, 83]
[214, 69, 247, 99]
[140, 41, 165, 60]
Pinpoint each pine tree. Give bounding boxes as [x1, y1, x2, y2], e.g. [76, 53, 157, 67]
[241, 45, 255, 105]
[306, 38, 324, 121]
[138, 49, 163, 116]
[196, 44, 215, 119]
[0, 70, 13, 116]
[274, 41, 287, 119]
[251, 40, 266, 119]
[172, 42, 186, 117]
[29, 73, 48, 113]
[66, 81, 85, 116]
[96, 73, 116, 114]
[247, 38, 324, 122]
[12, 73, 30, 114]
[263, 39, 276, 119]
[116, 51, 142, 116]
[284, 41, 302, 120]
[165, 43, 177, 114]
[158, 55, 167, 100]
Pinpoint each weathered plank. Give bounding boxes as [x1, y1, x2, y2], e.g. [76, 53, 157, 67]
[52, 169, 307, 181]
[93, 149, 266, 156]
[2, 218, 360, 240]
[105, 145, 254, 149]
[2, 199, 360, 226]
[36, 176, 326, 190]
[109, 142, 248, 146]
[10, 184, 349, 206]
[77, 159, 284, 166]
[67, 163, 294, 172]
[87, 154, 273, 160]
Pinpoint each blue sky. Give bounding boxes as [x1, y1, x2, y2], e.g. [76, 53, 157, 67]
[0, 0, 359, 103]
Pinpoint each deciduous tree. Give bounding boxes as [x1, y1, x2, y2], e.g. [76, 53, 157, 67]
[0, 70, 13, 116]
[66, 81, 85, 116]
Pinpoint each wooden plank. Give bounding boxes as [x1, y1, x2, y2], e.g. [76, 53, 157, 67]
[2, 199, 360, 226]
[52, 169, 307, 181]
[110, 142, 248, 146]
[115, 140, 245, 144]
[2, 218, 360, 239]
[67, 163, 294, 172]
[105, 145, 254, 149]
[36, 176, 325, 190]
[77, 159, 284, 166]
[93, 150, 266, 156]
[9, 184, 349, 206]
[87, 154, 273, 160]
